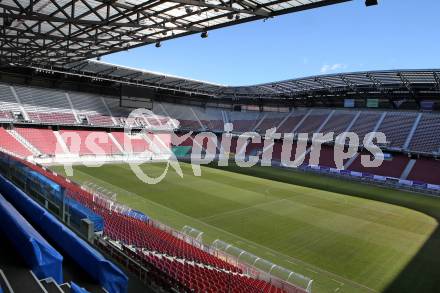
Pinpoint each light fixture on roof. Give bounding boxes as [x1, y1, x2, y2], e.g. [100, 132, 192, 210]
[201, 31, 208, 38]
[227, 14, 234, 20]
[365, 0, 378, 6]
[235, 14, 241, 20]
[185, 6, 193, 14]
[155, 42, 161, 48]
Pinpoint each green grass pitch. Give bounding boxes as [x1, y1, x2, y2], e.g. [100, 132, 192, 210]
[51, 162, 440, 293]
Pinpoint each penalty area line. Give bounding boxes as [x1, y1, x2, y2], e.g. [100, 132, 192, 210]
[71, 167, 378, 293]
[332, 278, 345, 286]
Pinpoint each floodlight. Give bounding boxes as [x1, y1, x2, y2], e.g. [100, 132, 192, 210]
[365, 0, 378, 6]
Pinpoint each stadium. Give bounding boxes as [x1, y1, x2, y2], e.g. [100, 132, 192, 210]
[0, 0, 439, 293]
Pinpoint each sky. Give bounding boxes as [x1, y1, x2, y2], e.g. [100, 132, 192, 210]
[102, 0, 440, 86]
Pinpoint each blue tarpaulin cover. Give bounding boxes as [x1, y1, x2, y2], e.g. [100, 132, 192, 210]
[27, 168, 104, 232]
[71, 282, 90, 293]
[0, 174, 128, 293]
[66, 198, 104, 232]
[124, 209, 149, 222]
[0, 193, 63, 283]
[28, 170, 61, 193]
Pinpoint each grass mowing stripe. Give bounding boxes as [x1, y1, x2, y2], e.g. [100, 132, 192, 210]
[50, 162, 440, 293]
[96, 171, 378, 292]
[53, 164, 377, 293]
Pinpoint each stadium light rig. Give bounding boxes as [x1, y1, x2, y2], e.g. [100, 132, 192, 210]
[201, 31, 208, 38]
[155, 42, 161, 48]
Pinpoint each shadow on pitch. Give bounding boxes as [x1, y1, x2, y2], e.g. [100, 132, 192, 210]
[203, 163, 440, 293]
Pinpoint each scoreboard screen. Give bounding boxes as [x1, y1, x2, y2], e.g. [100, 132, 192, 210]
[120, 96, 153, 109]
[120, 84, 155, 109]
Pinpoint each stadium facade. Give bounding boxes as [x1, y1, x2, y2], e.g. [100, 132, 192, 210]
[0, 61, 439, 293]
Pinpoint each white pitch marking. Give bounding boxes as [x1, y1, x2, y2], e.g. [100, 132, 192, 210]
[331, 279, 345, 286]
[198, 198, 289, 222]
[71, 165, 378, 293]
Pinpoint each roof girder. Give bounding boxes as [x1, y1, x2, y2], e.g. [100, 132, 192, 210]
[0, 0, 352, 66]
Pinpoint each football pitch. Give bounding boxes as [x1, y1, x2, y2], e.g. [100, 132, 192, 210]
[51, 162, 440, 293]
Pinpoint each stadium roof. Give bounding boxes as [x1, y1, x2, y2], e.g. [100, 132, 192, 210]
[0, 0, 350, 66]
[232, 69, 440, 98]
[54, 60, 440, 98]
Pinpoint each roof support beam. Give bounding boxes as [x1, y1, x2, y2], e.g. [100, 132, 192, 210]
[314, 77, 334, 93]
[340, 75, 358, 93]
[165, 0, 269, 16]
[366, 73, 384, 93]
[95, 67, 119, 75]
[0, 0, 353, 66]
[119, 72, 144, 79]
[397, 72, 414, 94]
[433, 72, 440, 90]
[67, 61, 90, 71]
[0, 12, 187, 29]
[288, 80, 311, 92]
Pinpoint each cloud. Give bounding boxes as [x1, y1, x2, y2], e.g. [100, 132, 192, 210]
[320, 63, 347, 74]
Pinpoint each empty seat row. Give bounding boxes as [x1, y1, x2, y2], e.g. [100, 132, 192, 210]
[40, 171, 293, 293]
[377, 112, 417, 149]
[15, 128, 62, 156]
[3, 79, 440, 153]
[0, 127, 33, 158]
[409, 114, 440, 153]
